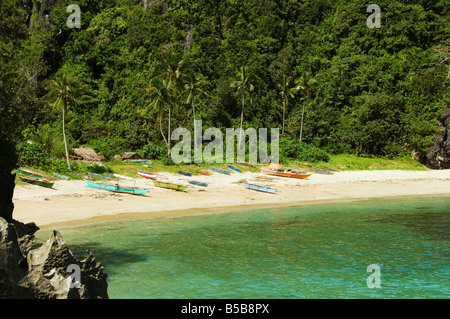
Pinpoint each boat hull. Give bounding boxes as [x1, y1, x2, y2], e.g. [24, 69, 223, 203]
[189, 181, 208, 187]
[195, 169, 211, 176]
[227, 165, 241, 173]
[153, 181, 187, 191]
[85, 180, 147, 195]
[137, 170, 157, 179]
[244, 183, 276, 194]
[19, 176, 54, 188]
[210, 167, 231, 175]
[260, 169, 311, 179]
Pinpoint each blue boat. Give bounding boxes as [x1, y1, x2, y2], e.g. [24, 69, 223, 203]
[177, 171, 192, 176]
[244, 183, 276, 194]
[88, 172, 111, 179]
[227, 165, 241, 173]
[210, 167, 231, 175]
[189, 180, 208, 187]
[53, 172, 69, 180]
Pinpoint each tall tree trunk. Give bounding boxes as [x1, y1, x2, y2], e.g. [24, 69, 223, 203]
[167, 105, 172, 158]
[192, 97, 197, 150]
[159, 106, 168, 147]
[282, 100, 286, 135]
[62, 103, 71, 170]
[299, 102, 305, 143]
[239, 92, 245, 150]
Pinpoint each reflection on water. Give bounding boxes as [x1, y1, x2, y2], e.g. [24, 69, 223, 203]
[36, 196, 450, 299]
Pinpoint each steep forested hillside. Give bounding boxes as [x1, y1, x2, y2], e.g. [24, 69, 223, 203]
[2, 0, 449, 167]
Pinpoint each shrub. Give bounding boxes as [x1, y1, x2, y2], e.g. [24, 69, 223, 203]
[16, 141, 50, 167]
[86, 137, 128, 159]
[297, 143, 330, 163]
[141, 143, 167, 160]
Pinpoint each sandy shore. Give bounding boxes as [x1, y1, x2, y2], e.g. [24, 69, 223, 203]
[12, 169, 450, 230]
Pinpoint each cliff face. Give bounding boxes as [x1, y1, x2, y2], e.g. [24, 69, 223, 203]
[0, 218, 108, 299]
[427, 107, 450, 169]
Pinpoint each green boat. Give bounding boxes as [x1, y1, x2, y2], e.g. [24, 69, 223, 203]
[15, 169, 43, 179]
[85, 180, 148, 195]
[19, 176, 54, 188]
[153, 180, 187, 191]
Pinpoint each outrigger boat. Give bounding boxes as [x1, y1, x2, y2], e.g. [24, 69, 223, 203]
[85, 180, 147, 195]
[177, 171, 192, 176]
[210, 167, 231, 175]
[189, 180, 208, 187]
[244, 183, 276, 194]
[227, 165, 241, 173]
[152, 180, 187, 191]
[53, 172, 69, 180]
[19, 176, 54, 188]
[137, 170, 157, 180]
[259, 164, 312, 179]
[15, 168, 43, 179]
[194, 169, 211, 176]
[88, 172, 110, 179]
[123, 159, 153, 165]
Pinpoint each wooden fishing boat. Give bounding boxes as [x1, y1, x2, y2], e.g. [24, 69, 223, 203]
[259, 168, 312, 179]
[194, 169, 211, 176]
[237, 162, 255, 168]
[210, 167, 231, 175]
[177, 170, 192, 176]
[227, 165, 241, 173]
[19, 176, 54, 188]
[189, 180, 208, 187]
[244, 183, 276, 194]
[53, 172, 69, 180]
[15, 169, 43, 179]
[88, 172, 111, 179]
[85, 180, 147, 195]
[123, 159, 153, 165]
[152, 180, 187, 191]
[137, 170, 157, 179]
[110, 173, 134, 181]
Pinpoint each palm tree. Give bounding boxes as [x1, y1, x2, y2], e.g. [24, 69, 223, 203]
[276, 75, 299, 135]
[295, 72, 316, 142]
[231, 66, 254, 150]
[146, 77, 172, 157]
[160, 51, 185, 154]
[184, 72, 208, 146]
[43, 73, 83, 170]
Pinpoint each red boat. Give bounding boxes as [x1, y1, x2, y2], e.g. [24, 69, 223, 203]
[137, 170, 157, 179]
[259, 167, 312, 179]
[194, 169, 211, 176]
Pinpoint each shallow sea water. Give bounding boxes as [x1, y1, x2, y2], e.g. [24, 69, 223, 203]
[36, 196, 450, 299]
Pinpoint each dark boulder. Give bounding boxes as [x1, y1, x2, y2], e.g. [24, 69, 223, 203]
[426, 107, 450, 169]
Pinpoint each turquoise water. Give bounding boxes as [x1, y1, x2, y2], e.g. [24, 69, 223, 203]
[36, 196, 450, 299]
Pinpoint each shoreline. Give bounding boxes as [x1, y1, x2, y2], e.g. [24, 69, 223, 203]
[12, 169, 450, 231]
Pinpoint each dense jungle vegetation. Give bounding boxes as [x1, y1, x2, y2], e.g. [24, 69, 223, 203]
[1, 0, 449, 169]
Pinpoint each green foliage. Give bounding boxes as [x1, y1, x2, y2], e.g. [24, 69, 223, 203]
[279, 137, 330, 163]
[16, 141, 49, 167]
[6, 0, 450, 167]
[141, 143, 167, 161]
[86, 137, 128, 159]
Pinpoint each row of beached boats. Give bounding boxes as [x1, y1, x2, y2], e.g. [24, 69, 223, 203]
[14, 163, 315, 196]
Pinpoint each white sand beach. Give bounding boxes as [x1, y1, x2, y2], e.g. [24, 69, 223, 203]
[12, 169, 450, 230]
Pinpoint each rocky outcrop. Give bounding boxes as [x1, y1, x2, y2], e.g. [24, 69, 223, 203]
[426, 107, 450, 169]
[0, 218, 108, 299]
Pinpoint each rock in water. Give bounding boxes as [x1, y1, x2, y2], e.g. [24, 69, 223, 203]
[0, 218, 108, 299]
[427, 107, 450, 169]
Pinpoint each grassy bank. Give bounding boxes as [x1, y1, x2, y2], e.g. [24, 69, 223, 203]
[15, 154, 430, 184]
